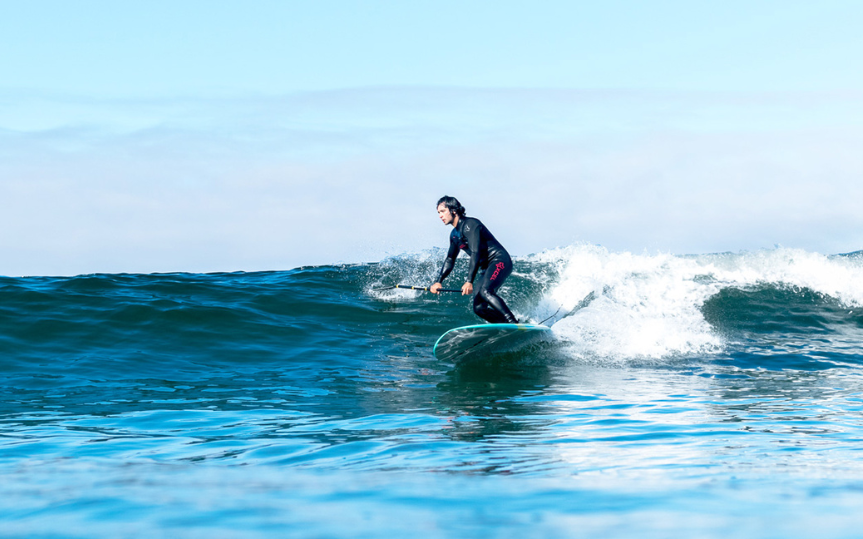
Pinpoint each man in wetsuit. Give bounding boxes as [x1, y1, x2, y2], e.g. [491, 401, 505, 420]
[430, 196, 519, 324]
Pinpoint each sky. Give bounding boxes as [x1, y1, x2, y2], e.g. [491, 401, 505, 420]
[1, 0, 862, 276]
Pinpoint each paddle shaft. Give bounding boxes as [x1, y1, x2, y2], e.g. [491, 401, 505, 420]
[392, 284, 462, 293]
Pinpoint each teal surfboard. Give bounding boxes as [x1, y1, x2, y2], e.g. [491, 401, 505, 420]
[433, 323, 552, 364]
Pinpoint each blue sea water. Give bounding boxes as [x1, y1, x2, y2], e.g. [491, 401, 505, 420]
[3, 245, 863, 538]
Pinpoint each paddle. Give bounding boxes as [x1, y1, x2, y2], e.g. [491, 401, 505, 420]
[373, 284, 462, 293]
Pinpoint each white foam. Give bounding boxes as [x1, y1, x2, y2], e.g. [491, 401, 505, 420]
[366, 249, 446, 302]
[527, 245, 863, 362]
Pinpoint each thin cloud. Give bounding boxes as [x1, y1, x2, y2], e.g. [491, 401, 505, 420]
[1, 88, 862, 276]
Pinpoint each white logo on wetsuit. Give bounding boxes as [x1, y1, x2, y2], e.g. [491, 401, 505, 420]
[465, 225, 470, 231]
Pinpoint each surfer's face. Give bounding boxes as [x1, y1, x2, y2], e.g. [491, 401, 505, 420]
[437, 203, 455, 225]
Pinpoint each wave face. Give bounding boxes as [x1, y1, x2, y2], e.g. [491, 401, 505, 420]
[4, 246, 863, 537]
[4, 246, 861, 376]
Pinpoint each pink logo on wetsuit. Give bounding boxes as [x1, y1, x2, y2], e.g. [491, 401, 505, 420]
[490, 262, 506, 281]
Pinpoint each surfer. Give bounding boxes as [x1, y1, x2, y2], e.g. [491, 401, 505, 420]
[430, 196, 519, 324]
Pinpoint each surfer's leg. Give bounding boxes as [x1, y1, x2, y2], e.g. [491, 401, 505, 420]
[474, 257, 518, 324]
[473, 293, 507, 323]
[477, 289, 518, 323]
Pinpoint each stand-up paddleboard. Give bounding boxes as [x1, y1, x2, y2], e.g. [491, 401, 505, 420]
[433, 323, 552, 364]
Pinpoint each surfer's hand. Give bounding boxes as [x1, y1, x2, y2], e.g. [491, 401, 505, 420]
[430, 283, 442, 294]
[461, 282, 473, 295]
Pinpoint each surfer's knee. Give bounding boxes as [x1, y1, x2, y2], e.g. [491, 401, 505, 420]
[477, 287, 499, 304]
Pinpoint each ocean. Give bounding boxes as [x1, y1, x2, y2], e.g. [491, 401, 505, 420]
[3, 244, 863, 538]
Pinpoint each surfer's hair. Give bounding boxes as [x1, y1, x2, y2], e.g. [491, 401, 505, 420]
[437, 196, 466, 217]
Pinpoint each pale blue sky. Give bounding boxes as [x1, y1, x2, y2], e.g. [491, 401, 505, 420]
[1, 1, 862, 275]
[3, 0, 862, 97]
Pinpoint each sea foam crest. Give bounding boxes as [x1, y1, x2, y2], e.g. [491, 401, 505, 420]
[528, 245, 863, 361]
[366, 249, 447, 302]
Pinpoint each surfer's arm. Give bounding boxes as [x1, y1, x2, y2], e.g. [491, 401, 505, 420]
[436, 239, 460, 284]
[464, 222, 484, 283]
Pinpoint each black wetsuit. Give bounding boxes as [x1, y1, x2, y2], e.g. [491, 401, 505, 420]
[436, 216, 518, 324]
